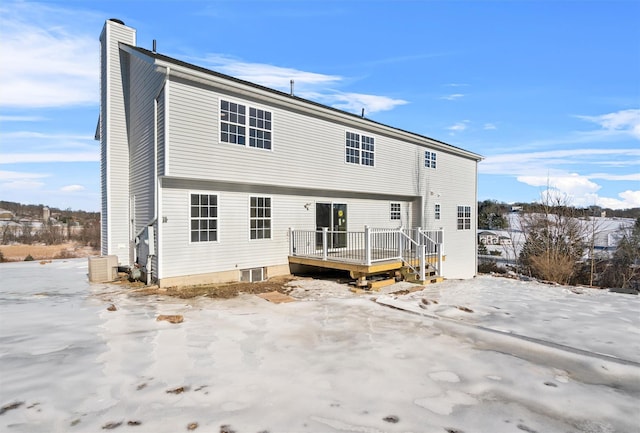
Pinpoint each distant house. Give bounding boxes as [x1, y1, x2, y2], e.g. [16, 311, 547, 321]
[498, 236, 512, 246]
[478, 231, 499, 245]
[98, 19, 482, 287]
[0, 209, 14, 221]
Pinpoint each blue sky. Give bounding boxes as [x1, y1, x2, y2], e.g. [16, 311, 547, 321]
[0, 0, 638, 212]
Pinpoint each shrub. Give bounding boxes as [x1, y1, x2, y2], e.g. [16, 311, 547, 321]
[478, 260, 506, 274]
[24, 254, 34, 261]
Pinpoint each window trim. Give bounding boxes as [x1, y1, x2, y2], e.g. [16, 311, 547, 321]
[345, 129, 375, 167]
[249, 195, 272, 241]
[425, 150, 437, 169]
[189, 191, 219, 244]
[219, 97, 274, 151]
[457, 205, 472, 231]
[390, 202, 401, 221]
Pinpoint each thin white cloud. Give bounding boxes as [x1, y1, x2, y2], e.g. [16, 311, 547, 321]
[588, 172, 640, 181]
[445, 83, 469, 87]
[0, 115, 46, 122]
[440, 94, 464, 101]
[0, 180, 46, 190]
[576, 108, 640, 140]
[0, 152, 98, 164]
[199, 54, 407, 114]
[203, 55, 342, 90]
[447, 120, 470, 132]
[60, 184, 85, 192]
[0, 170, 50, 181]
[323, 93, 408, 114]
[480, 148, 640, 175]
[483, 123, 497, 130]
[517, 173, 601, 197]
[0, 2, 99, 108]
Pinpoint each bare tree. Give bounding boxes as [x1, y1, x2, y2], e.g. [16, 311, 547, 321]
[517, 190, 587, 285]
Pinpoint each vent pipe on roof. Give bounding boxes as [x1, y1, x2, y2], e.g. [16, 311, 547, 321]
[290, 79, 294, 96]
[153, 39, 157, 53]
[361, 108, 365, 118]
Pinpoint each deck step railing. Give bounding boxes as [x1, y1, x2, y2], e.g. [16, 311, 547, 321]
[289, 226, 444, 277]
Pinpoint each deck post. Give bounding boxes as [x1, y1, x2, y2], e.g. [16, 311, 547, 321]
[415, 227, 421, 256]
[364, 225, 371, 266]
[322, 227, 328, 260]
[288, 227, 294, 255]
[397, 226, 403, 258]
[420, 244, 426, 281]
[437, 242, 443, 276]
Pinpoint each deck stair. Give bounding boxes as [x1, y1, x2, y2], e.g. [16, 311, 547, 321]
[288, 226, 445, 288]
[399, 264, 443, 285]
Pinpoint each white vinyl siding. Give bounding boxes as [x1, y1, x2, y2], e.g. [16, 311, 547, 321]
[156, 88, 165, 176]
[159, 182, 415, 279]
[100, 21, 136, 265]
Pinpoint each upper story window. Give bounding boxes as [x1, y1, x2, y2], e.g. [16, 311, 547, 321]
[250, 196, 271, 240]
[249, 108, 272, 149]
[390, 203, 401, 220]
[435, 203, 441, 220]
[220, 101, 246, 145]
[220, 100, 272, 150]
[457, 205, 471, 230]
[425, 151, 437, 169]
[345, 131, 375, 166]
[190, 193, 218, 242]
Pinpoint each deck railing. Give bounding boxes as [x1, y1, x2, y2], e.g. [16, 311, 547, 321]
[289, 226, 444, 277]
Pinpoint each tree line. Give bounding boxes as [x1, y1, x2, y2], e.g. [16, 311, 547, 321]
[0, 200, 100, 249]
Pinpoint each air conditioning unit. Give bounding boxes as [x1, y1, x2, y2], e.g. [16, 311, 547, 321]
[88, 255, 118, 283]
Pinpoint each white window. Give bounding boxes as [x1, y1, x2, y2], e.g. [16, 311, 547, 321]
[220, 101, 246, 145]
[425, 151, 437, 169]
[345, 131, 374, 166]
[190, 194, 218, 242]
[220, 100, 272, 150]
[457, 205, 471, 230]
[435, 203, 441, 220]
[248, 107, 272, 149]
[390, 203, 401, 220]
[250, 196, 271, 239]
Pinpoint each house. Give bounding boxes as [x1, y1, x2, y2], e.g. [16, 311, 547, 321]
[98, 19, 482, 287]
[478, 231, 499, 245]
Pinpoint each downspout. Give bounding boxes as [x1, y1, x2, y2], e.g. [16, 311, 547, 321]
[148, 65, 170, 285]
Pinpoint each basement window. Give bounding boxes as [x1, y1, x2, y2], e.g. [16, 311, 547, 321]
[240, 267, 265, 282]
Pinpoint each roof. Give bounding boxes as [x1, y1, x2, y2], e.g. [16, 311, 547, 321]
[122, 43, 483, 162]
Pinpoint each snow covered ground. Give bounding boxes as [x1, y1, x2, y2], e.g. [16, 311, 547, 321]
[1, 259, 639, 433]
